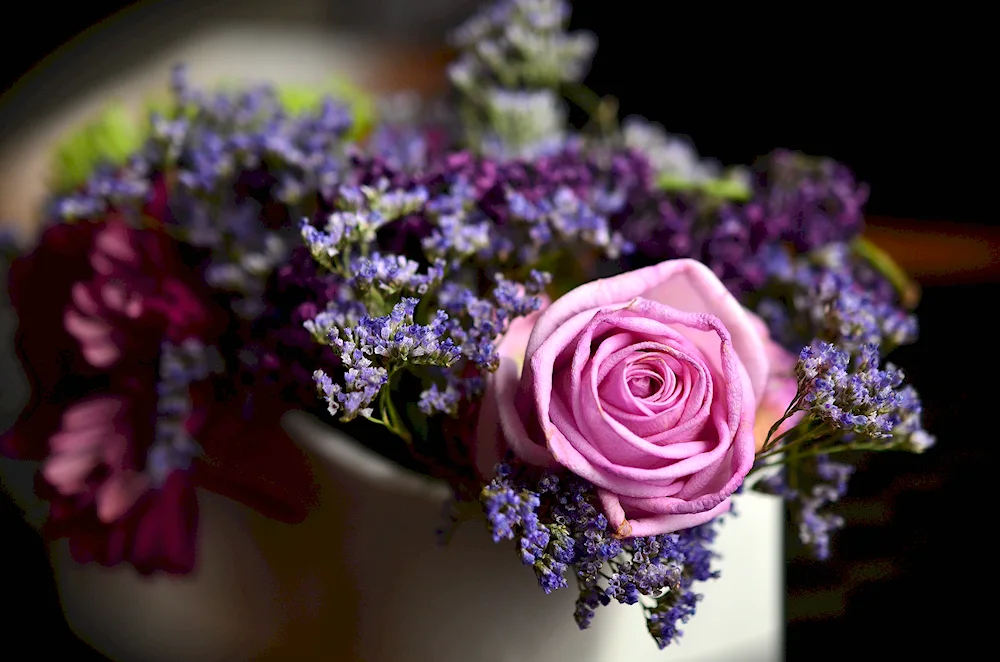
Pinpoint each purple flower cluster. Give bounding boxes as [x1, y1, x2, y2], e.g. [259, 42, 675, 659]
[758, 455, 854, 560]
[753, 243, 918, 353]
[349, 252, 445, 295]
[614, 146, 869, 297]
[482, 462, 721, 648]
[436, 272, 546, 371]
[797, 341, 915, 439]
[53, 162, 152, 221]
[163, 65, 353, 205]
[752, 149, 869, 252]
[313, 298, 460, 421]
[147, 339, 224, 486]
[417, 371, 486, 417]
[300, 181, 430, 273]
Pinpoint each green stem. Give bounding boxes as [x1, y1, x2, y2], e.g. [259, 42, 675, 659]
[760, 394, 805, 453]
[753, 421, 834, 465]
[851, 236, 921, 309]
[379, 375, 412, 444]
[561, 83, 619, 136]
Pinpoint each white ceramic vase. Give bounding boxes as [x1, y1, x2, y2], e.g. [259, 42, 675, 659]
[1, 411, 783, 661]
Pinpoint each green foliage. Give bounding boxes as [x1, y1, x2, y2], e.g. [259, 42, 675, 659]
[51, 102, 144, 192]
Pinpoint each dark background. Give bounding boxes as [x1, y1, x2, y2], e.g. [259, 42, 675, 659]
[1, 1, 988, 659]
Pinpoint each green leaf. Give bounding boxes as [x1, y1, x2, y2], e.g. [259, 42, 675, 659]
[656, 174, 700, 193]
[850, 236, 921, 309]
[51, 102, 145, 191]
[275, 78, 377, 141]
[657, 173, 752, 202]
[698, 176, 751, 202]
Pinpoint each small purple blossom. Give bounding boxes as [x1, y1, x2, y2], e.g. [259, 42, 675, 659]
[757, 455, 854, 560]
[147, 339, 224, 486]
[752, 149, 869, 252]
[349, 253, 444, 295]
[754, 244, 918, 352]
[482, 461, 722, 647]
[797, 341, 914, 439]
[418, 372, 485, 417]
[328, 298, 461, 370]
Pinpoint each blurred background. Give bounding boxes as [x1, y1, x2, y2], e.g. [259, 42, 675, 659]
[1, 1, 988, 658]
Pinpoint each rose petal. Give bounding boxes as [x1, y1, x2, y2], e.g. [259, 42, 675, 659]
[525, 259, 769, 401]
[496, 358, 555, 468]
[600, 490, 732, 537]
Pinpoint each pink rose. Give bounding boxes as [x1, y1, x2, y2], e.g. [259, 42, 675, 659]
[3, 217, 317, 574]
[477, 259, 771, 537]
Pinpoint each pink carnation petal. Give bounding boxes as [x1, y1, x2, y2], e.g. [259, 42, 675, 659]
[95, 472, 150, 523]
[42, 452, 99, 494]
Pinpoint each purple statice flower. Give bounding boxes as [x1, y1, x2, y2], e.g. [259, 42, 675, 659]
[797, 341, 915, 439]
[301, 287, 368, 347]
[482, 461, 722, 648]
[170, 196, 291, 319]
[147, 339, 224, 486]
[436, 273, 546, 371]
[176, 128, 235, 194]
[809, 267, 917, 350]
[789, 339, 932, 452]
[422, 210, 497, 264]
[240, 246, 345, 409]
[312, 362, 387, 421]
[757, 455, 854, 560]
[300, 181, 429, 271]
[349, 253, 445, 296]
[752, 149, 869, 252]
[645, 586, 702, 649]
[51, 160, 151, 222]
[418, 371, 485, 417]
[329, 298, 461, 369]
[892, 384, 936, 453]
[505, 185, 632, 262]
[312, 299, 462, 423]
[164, 65, 355, 207]
[754, 243, 918, 353]
[366, 124, 430, 174]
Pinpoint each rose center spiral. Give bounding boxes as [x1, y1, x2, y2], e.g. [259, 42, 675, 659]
[624, 353, 672, 402]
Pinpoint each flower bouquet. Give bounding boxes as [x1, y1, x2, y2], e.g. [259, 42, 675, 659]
[1, 0, 933, 659]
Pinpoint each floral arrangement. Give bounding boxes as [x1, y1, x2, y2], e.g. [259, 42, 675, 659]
[0, 0, 933, 650]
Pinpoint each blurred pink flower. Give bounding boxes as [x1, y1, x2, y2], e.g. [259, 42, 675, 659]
[3, 216, 316, 574]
